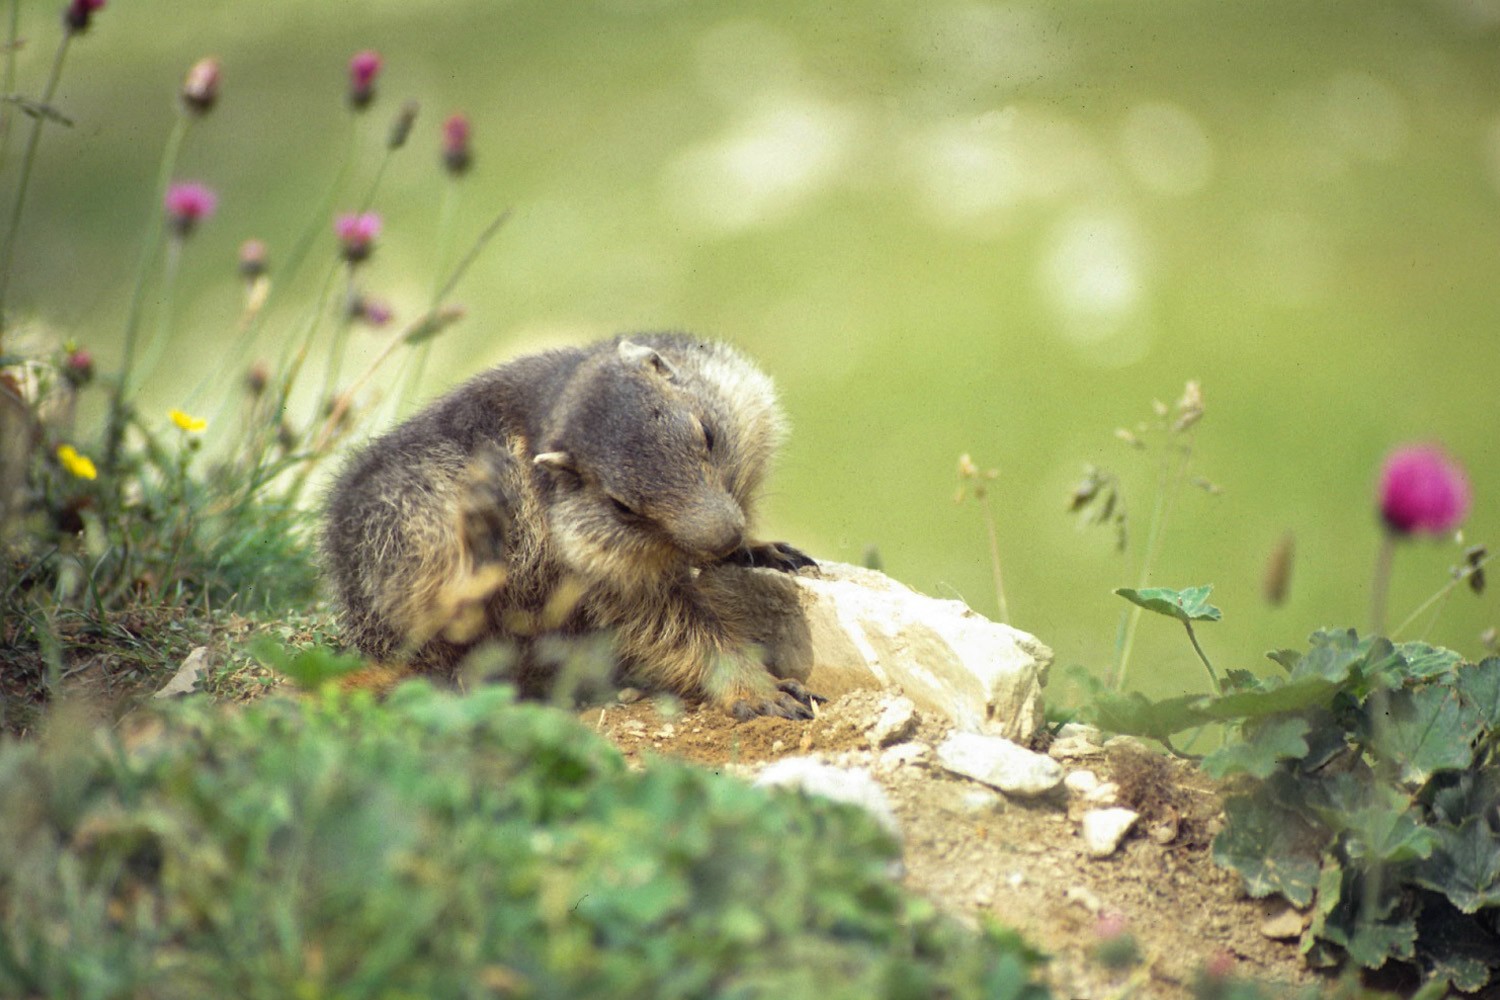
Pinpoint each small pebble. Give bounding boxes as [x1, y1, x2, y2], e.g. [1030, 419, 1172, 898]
[1081, 807, 1139, 858]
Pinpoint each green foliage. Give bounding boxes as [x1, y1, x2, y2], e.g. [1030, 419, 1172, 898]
[1080, 608, 1500, 990]
[0, 683, 1050, 999]
[1114, 584, 1222, 623]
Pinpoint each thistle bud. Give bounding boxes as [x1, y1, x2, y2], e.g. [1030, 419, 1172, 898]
[238, 239, 269, 281]
[181, 56, 221, 115]
[348, 50, 382, 111]
[63, 0, 105, 33]
[388, 99, 419, 150]
[442, 113, 473, 176]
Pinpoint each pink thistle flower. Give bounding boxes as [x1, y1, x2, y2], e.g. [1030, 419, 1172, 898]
[181, 56, 222, 115]
[164, 181, 218, 238]
[63, 0, 105, 33]
[348, 50, 382, 110]
[442, 112, 473, 176]
[1378, 444, 1472, 537]
[334, 212, 382, 264]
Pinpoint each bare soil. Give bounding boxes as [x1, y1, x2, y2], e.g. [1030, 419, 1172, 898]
[582, 689, 1324, 1000]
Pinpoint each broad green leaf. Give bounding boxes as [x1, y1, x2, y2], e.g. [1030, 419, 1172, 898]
[1222, 668, 1260, 692]
[1290, 628, 1395, 687]
[1306, 859, 1415, 970]
[1083, 689, 1211, 743]
[1202, 716, 1310, 780]
[1195, 674, 1344, 723]
[1413, 818, 1500, 914]
[1394, 642, 1463, 681]
[1265, 648, 1300, 673]
[1214, 793, 1324, 907]
[1359, 686, 1482, 787]
[1455, 656, 1500, 730]
[1341, 806, 1437, 865]
[1413, 905, 1500, 992]
[1113, 584, 1222, 623]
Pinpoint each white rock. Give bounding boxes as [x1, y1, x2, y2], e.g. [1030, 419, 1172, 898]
[957, 787, 1004, 813]
[1063, 769, 1101, 796]
[1081, 807, 1139, 858]
[876, 742, 930, 773]
[786, 562, 1053, 741]
[1065, 885, 1103, 913]
[1048, 734, 1106, 760]
[867, 694, 919, 747]
[754, 757, 901, 837]
[1083, 781, 1120, 806]
[1055, 722, 1103, 743]
[1260, 907, 1308, 940]
[935, 731, 1063, 798]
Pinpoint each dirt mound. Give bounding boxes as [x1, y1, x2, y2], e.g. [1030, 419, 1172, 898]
[584, 691, 1318, 999]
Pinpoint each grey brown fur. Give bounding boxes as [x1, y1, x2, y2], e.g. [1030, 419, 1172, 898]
[322, 333, 818, 718]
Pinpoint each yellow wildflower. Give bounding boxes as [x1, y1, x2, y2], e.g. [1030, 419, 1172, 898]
[56, 444, 97, 481]
[169, 408, 207, 433]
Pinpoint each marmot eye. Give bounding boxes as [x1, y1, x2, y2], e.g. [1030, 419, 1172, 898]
[608, 496, 638, 518]
[701, 423, 717, 452]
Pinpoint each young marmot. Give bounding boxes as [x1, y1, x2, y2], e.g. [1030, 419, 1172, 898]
[322, 333, 819, 719]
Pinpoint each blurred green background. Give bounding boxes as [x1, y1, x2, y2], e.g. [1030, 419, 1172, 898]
[7, 0, 1499, 700]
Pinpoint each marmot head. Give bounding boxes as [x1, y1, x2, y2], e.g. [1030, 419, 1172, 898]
[535, 339, 749, 588]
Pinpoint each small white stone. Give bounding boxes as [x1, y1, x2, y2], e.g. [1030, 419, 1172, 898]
[1065, 885, 1103, 913]
[1048, 734, 1107, 760]
[877, 742, 931, 773]
[1063, 769, 1101, 796]
[957, 787, 1004, 813]
[1260, 907, 1307, 940]
[936, 731, 1063, 798]
[1055, 722, 1103, 743]
[868, 694, 920, 747]
[1006, 871, 1026, 889]
[1081, 807, 1139, 858]
[754, 757, 901, 837]
[1083, 781, 1120, 806]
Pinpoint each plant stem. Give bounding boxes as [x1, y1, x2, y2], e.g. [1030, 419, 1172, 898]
[0, 0, 21, 166]
[1183, 621, 1221, 693]
[128, 236, 184, 404]
[0, 29, 71, 340]
[104, 115, 190, 477]
[979, 492, 1009, 624]
[1115, 431, 1197, 689]
[1389, 549, 1493, 640]
[1369, 531, 1396, 637]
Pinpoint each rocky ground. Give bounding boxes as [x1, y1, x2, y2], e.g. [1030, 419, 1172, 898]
[583, 688, 1324, 1000]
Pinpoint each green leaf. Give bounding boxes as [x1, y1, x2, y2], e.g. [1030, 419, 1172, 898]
[1265, 648, 1300, 673]
[1082, 688, 1212, 743]
[1413, 818, 1500, 914]
[1395, 642, 1463, 681]
[1414, 905, 1500, 992]
[1343, 804, 1437, 866]
[1359, 685, 1482, 787]
[1202, 716, 1310, 780]
[1195, 675, 1344, 724]
[1214, 793, 1324, 907]
[1455, 656, 1500, 730]
[248, 637, 366, 691]
[1114, 584, 1222, 623]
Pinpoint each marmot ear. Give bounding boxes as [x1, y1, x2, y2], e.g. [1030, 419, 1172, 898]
[534, 451, 575, 472]
[618, 339, 677, 381]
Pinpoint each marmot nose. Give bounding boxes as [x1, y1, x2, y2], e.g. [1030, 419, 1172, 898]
[676, 497, 745, 560]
